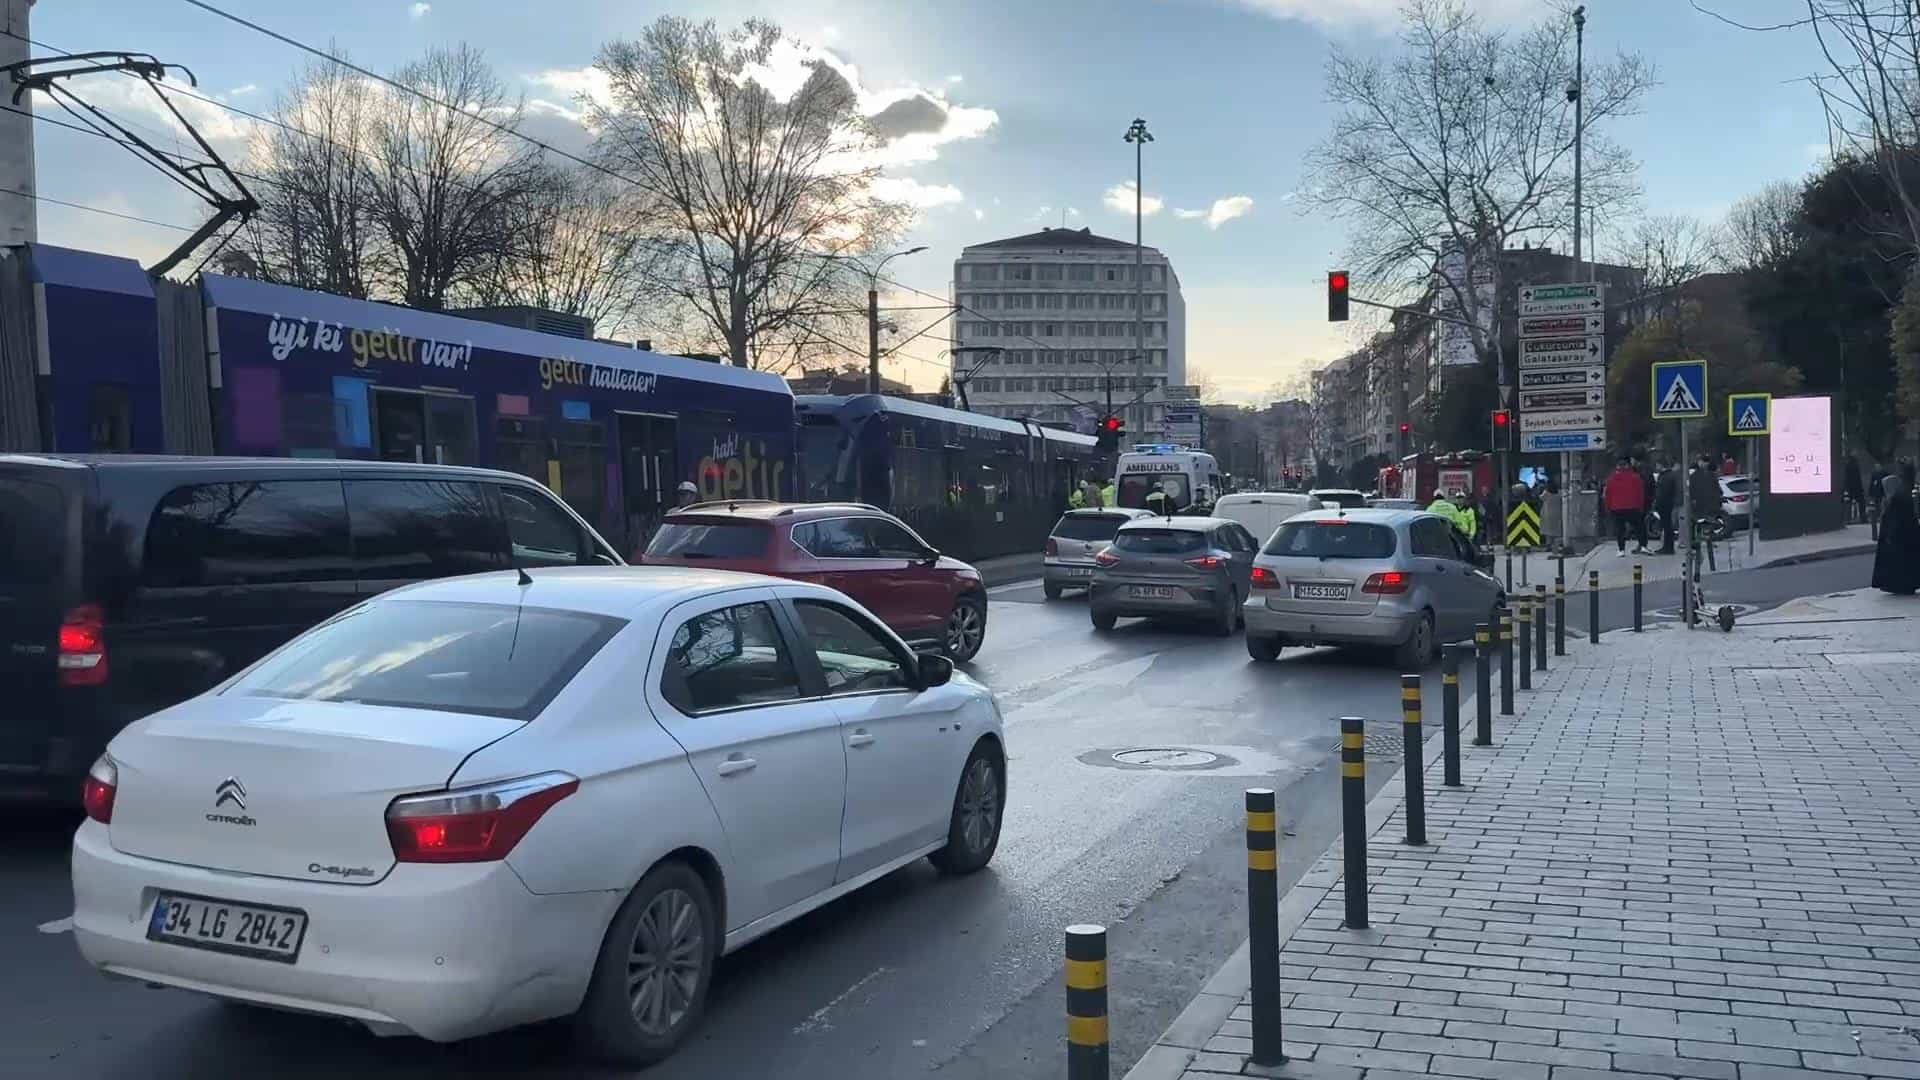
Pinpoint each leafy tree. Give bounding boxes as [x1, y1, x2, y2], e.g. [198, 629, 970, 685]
[1608, 303, 1802, 457]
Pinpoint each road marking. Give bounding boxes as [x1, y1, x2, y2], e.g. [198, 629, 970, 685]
[793, 966, 888, 1035]
[987, 579, 1041, 598]
[1002, 653, 1160, 721]
[38, 916, 73, 935]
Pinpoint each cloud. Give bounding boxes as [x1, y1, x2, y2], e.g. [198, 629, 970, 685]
[1172, 195, 1255, 229]
[227, 84, 259, 98]
[947, 74, 964, 84]
[408, 2, 430, 20]
[1103, 181, 1163, 217]
[973, 208, 986, 221]
[1227, 0, 1540, 30]
[1066, 207, 1081, 218]
[871, 176, 964, 209]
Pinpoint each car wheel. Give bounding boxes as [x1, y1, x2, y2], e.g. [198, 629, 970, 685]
[1043, 582, 1063, 601]
[575, 861, 717, 1067]
[929, 742, 1005, 875]
[1246, 634, 1282, 662]
[1394, 611, 1435, 669]
[944, 596, 987, 663]
[1211, 590, 1236, 637]
[1091, 609, 1117, 632]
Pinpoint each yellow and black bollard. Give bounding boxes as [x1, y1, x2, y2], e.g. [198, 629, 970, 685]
[1554, 577, 1567, 656]
[1441, 645, 1464, 787]
[1244, 789, 1286, 1065]
[1401, 676, 1425, 845]
[1498, 608, 1514, 717]
[1587, 569, 1600, 643]
[1633, 563, 1644, 633]
[1534, 584, 1548, 670]
[1339, 716, 1368, 929]
[1517, 598, 1532, 692]
[1065, 924, 1109, 1080]
[1473, 624, 1493, 746]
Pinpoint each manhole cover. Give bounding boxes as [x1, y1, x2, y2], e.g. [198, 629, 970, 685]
[1325, 732, 1403, 756]
[1112, 748, 1221, 768]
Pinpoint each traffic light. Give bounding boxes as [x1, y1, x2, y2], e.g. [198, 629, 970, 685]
[1095, 415, 1124, 453]
[1327, 270, 1350, 322]
[1490, 409, 1512, 450]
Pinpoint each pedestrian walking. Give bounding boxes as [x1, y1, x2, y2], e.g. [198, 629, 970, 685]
[1654, 459, 1680, 554]
[675, 480, 699, 509]
[1844, 455, 1865, 524]
[1688, 454, 1722, 542]
[1871, 475, 1920, 596]
[1719, 452, 1739, 477]
[1634, 454, 1657, 551]
[1603, 458, 1648, 557]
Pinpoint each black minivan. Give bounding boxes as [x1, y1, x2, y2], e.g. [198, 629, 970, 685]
[0, 455, 622, 803]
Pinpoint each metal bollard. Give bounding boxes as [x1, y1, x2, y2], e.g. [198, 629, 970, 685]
[1554, 578, 1567, 657]
[1632, 563, 1644, 633]
[1534, 584, 1548, 670]
[1244, 789, 1286, 1066]
[1401, 675, 1425, 845]
[1474, 624, 1493, 746]
[1339, 716, 1368, 929]
[1517, 599, 1532, 692]
[1498, 609, 1514, 717]
[1588, 569, 1601, 643]
[1441, 645, 1464, 787]
[1065, 925, 1109, 1080]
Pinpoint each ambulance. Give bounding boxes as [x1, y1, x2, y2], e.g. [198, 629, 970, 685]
[1112, 444, 1223, 513]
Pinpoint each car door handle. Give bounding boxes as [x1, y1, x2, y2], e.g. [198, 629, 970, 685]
[716, 755, 758, 777]
[847, 730, 875, 748]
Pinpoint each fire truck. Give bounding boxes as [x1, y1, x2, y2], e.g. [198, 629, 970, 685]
[1378, 452, 1497, 504]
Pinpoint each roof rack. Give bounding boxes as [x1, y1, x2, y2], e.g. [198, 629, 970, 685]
[677, 499, 782, 513]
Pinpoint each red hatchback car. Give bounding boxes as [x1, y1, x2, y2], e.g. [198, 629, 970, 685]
[639, 502, 990, 662]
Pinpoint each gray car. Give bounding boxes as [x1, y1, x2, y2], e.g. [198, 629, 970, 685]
[1242, 508, 1503, 666]
[1043, 508, 1156, 599]
[1088, 517, 1260, 635]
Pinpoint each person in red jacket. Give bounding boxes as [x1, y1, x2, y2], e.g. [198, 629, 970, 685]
[1603, 457, 1648, 557]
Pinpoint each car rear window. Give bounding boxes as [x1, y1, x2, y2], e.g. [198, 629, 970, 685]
[1266, 521, 1397, 559]
[0, 477, 67, 586]
[646, 521, 771, 560]
[1312, 491, 1369, 509]
[1052, 514, 1130, 541]
[1113, 528, 1206, 554]
[228, 600, 625, 721]
[1724, 478, 1750, 494]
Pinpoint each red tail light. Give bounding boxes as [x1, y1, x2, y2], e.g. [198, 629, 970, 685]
[58, 604, 108, 687]
[386, 772, 579, 863]
[82, 754, 116, 824]
[1362, 571, 1410, 595]
[1250, 566, 1279, 590]
[1728, 494, 1749, 503]
[1184, 554, 1224, 570]
[1045, 537, 1058, 556]
[1093, 549, 1120, 567]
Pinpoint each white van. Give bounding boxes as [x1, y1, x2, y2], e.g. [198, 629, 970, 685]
[1113, 445, 1223, 513]
[1212, 491, 1321, 548]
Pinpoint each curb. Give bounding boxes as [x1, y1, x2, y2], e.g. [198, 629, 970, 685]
[1759, 542, 1875, 569]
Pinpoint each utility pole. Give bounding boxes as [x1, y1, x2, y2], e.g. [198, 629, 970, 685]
[1125, 118, 1153, 440]
[1563, 4, 1587, 554]
[843, 245, 926, 395]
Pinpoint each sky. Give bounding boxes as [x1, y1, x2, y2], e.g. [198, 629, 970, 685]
[20, 0, 1840, 404]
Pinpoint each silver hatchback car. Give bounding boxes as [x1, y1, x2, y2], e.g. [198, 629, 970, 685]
[1089, 517, 1260, 635]
[1043, 508, 1156, 598]
[1242, 509, 1503, 666]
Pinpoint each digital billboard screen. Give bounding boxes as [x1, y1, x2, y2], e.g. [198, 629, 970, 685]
[1768, 395, 1832, 495]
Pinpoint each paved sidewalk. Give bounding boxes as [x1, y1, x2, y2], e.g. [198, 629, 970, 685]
[1509, 525, 1874, 594]
[1129, 587, 1920, 1079]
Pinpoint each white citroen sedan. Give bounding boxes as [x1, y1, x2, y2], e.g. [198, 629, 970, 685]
[71, 567, 1007, 1066]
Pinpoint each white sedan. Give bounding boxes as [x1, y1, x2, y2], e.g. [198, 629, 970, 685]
[70, 567, 1007, 1065]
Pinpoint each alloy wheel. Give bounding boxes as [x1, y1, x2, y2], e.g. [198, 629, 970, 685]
[957, 757, 1000, 854]
[626, 887, 705, 1038]
[948, 603, 984, 657]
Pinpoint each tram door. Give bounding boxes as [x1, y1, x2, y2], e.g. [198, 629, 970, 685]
[618, 412, 679, 557]
[372, 388, 476, 465]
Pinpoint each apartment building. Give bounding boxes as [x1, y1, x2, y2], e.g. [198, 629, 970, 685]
[949, 227, 1186, 436]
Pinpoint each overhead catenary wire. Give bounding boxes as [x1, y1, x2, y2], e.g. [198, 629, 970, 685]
[0, 185, 198, 232]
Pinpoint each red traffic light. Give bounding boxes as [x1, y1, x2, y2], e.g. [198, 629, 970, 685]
[1491, 409, 1510, 427]
[1327, 270, 1350, 322]
[1101, 416, 1122, 432]
[1329, 271, 1348, 291]
[1398, 422, 1410, 434]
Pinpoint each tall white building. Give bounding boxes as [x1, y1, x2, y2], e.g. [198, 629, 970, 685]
[949, 226, 1185, 435]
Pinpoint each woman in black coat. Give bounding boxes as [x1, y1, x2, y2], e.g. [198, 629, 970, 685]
[1872, 475, 1920, 595]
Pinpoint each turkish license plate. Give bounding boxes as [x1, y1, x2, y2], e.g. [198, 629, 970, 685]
[1128, 585, 1179, 599]
[147, 891, 308, 963]
[1064, 566, 1093, 578]
[1293, 584, 1351, 601]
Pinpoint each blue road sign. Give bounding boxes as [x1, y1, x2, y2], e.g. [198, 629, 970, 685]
[1520, 431, 1608, 453]
[1727, 392, 1771, 437]
[1651, 360, 1709, 420]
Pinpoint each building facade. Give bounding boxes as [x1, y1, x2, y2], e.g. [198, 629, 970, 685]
[949, 226, 1186, 436]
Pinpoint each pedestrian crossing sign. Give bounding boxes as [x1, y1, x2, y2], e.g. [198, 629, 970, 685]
[1727, 392, 1771, 437]
[1651, 360, 1709, 420]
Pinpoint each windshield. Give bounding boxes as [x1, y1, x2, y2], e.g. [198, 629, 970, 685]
[1117, 473, 1191, 510]
[799, 419, 853, 502]
[1052, 514, 1130, 541]
[1723, 478, 1750, 494]
[1266, 521, 1397, 559]
[229, 601, 625, 721]
[646, 521, 770, 560]
[1311, 490, 1369, 509]
[1113, 528, 1206, 554]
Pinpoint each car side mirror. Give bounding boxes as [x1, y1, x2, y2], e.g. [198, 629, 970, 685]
[1475, 551, 1495, 572]
[592, 553, 619, 566]
[919, 548, 942, 566]
[919, 653, 954, 687]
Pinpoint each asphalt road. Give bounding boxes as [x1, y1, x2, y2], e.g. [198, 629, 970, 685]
[0, 551, 1873, 1080]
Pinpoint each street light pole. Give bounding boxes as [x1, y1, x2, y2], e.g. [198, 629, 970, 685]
[1564, 5, 1586, 554]
[847, 245, 928, 395]
[1124, 118, 1154, 441]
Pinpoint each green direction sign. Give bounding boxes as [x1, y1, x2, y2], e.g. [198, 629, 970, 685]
[1517, 283, 1604, 303]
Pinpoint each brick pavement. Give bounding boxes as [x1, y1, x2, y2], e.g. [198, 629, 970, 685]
[1134, 588, 1920, 1080]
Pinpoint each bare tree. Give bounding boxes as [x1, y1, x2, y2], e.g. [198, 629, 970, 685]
[1721, 179, 1803, 272]
[1305, 0, 1654, 370]
[225, 55, 379, 297]
[367, 44, 546, 310]
[590, 17, 909, 368]
[1620, 214, 1722, 324]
